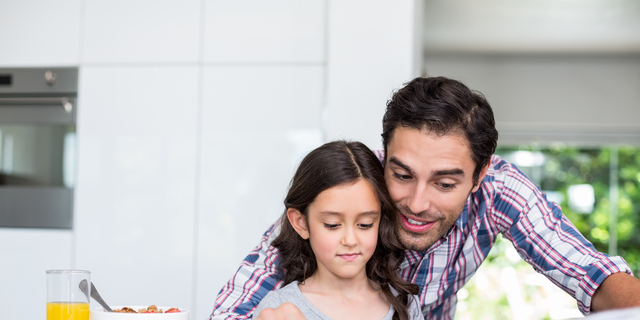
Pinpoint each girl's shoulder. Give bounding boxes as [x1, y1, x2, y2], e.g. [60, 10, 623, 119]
[259, 281, 301, 306]
[255, 281, 334, 320]
[254, 282, 298, 316]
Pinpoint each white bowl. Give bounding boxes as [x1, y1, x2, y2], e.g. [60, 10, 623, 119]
[90, 306, 189, 320]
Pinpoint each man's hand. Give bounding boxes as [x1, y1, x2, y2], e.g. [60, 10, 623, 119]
[591, 272, 640, 312]
[254, 303, 306, 320]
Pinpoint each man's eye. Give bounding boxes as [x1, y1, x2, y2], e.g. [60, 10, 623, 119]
[324, 223, 340, 229]
[393, 173, 412, 181]
[438, 183, 456, 190]
[358, 223, 374, 229]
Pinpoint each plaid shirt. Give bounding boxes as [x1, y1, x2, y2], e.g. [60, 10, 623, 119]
[209, 155, 632, 319]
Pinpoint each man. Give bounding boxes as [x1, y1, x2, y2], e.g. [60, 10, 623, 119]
[210, 77, 640, 319]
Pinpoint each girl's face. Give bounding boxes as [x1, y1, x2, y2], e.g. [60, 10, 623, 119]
[289, 179, 381, 282]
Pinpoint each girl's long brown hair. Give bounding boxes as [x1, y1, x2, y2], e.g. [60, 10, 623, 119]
[272, 140, 419, 320]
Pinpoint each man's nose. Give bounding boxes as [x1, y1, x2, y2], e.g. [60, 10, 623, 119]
[407, 184, 430, 214]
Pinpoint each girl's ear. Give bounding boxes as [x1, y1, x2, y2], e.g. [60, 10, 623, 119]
[287, 208, 309, 240]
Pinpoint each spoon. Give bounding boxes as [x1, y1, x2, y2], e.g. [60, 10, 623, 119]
[79, 279, 113, 312]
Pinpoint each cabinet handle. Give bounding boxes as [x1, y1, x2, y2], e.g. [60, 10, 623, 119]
[0, 97, 74, 113]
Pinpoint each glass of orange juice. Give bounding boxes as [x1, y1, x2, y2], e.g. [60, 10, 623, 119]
[46, 270, 91, 320]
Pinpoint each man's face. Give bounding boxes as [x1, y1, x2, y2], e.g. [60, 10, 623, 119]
[384, 127, 487, 251]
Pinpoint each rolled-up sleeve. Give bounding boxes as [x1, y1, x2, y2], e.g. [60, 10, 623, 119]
[210, 222, 283, 320]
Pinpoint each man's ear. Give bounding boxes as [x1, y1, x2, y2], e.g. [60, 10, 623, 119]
[287, 208, 309, 240]
[471, 162, 491, 193]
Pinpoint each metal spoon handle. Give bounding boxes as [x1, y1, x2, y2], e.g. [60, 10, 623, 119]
[78, 279, 90, 303]
[90, 282, 113, 312]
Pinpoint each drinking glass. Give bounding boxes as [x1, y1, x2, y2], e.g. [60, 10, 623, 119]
[46, 270, 91, 320]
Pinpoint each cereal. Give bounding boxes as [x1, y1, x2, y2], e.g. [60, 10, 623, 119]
[139, 305, 162, 313]
[113, 305, 181, 313]
[114, 307, 137, 313]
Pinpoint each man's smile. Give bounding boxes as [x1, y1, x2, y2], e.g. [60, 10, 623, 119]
[406, 217, 428, 225]
[399, 212, 437, 234]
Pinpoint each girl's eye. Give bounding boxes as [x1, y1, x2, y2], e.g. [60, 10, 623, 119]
[324, 223, 340, 229]
[358, 223, 374, 229]
[393, 172, 412, 181]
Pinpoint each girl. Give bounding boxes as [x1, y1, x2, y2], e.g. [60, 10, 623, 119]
[254, 141, 422, 320]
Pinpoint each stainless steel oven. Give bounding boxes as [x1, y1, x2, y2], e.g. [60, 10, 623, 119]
[0, 67, 78, 229]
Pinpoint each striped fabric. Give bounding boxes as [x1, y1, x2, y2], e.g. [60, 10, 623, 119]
[209, 155, 632, 320]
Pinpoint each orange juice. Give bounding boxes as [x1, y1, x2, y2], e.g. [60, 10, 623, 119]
[47, 302, 90, 320]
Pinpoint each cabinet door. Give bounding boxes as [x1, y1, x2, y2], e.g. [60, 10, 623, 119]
[82, 0, 200, 63]
[325, 0, 416, 150]
[195, 65, 324, 320]
[74, 66, 199, 308]
[0, 229, 73, 319]
[203, 0, 325, 63]
[0, 0, 81, 66]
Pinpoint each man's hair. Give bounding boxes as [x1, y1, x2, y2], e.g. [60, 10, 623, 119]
[382, 76, 499, 185]
[273, 140, 418, 320]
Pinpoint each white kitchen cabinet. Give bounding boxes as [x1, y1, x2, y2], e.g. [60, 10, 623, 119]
[194, 65, 324, 319]
[82, 0, 200, 63]
[0, 1, 418, 318]
[324, 0, 417, 151]
[0, 229, 73, 319]
[203, 0, 325, 63]
[0, 0, 81, 66]
[74, 66, 199, 309]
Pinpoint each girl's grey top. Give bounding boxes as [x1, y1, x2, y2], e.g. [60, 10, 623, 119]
[253, 281, 424, 320]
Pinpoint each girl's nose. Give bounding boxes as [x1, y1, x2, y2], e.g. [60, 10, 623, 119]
[340, 227, 357, 247]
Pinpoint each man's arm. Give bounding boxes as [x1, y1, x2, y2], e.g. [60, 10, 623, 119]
[591, 272, 640, 311]
[209, 222, 283, 320]
[491, 156, 633, 315]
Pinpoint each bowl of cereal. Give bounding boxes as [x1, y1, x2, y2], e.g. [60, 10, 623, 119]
[90, 305, 189, 320]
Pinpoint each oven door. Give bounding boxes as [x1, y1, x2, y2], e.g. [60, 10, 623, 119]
[0, 97, 76, 229]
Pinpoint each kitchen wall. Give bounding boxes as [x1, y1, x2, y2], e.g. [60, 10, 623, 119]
[0, 1, 419, 319]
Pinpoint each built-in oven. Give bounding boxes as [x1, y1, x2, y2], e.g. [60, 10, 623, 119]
[0, 67, 78, 229]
